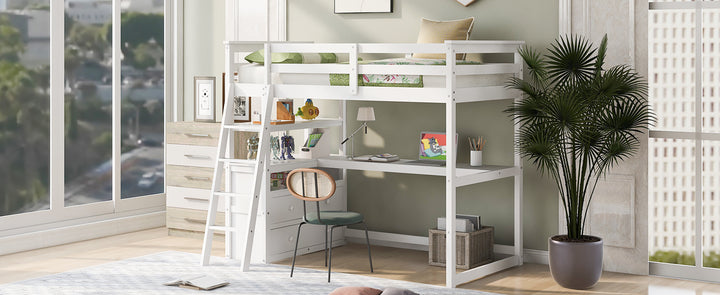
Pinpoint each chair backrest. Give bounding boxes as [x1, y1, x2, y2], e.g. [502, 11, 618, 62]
[287, 168, 336, 223]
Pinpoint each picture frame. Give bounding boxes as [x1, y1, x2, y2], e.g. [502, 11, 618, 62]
[334, 0, 392, 14]
[194, 76, 216, 122]
[223, 95, 252, 123]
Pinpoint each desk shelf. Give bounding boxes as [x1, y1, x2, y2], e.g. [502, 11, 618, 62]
[223, 118, 343, 133]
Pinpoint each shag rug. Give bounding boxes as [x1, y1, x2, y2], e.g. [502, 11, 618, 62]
[0, 251, 499, 295]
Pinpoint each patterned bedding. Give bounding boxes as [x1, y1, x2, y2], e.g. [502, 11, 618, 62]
[329, 58, 482, 88]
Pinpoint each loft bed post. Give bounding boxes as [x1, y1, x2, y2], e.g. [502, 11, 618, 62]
[224, 43, 234, 259]
[513, 50, 524, 263]
[444, 41, 458, 288]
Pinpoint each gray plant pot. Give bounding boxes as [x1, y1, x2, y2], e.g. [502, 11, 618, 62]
[548, 235, 603, 289]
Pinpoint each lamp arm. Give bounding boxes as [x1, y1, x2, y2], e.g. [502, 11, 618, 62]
[340, 122, 367, 145]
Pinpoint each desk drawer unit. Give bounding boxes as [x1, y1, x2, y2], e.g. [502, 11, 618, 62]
[166, 165, 221, 190]
[167, 122, 221, 146]
[167, 206, 225, 238]
[167, 144, 216, 167]
[167, 186, 226, 212]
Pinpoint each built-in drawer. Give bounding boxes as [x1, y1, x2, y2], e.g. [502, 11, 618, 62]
[166, 206, 225, 233]
[167, 144, 217, 168]
[166, 165, 222, 190]
[267, 223, 334, 255]
[266, 191, 346, 226]
[167, 122, 220, 146]
[167, 186, 226, 211]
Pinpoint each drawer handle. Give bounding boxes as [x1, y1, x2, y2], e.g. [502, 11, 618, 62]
[288, 236, 295, 242]
[184, 218, 206, 224]
[184, 154, 211, 160]
[288, 205, 294, 212]
[184, 133, 211, 138]
[184, 196, 208, 202]
[185, 176, 211, 181]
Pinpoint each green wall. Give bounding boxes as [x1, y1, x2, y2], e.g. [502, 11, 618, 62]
[288, 0, 559, 250]
[183, 0, 225, 121]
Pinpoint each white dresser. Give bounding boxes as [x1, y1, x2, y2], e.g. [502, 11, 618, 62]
[165, 122, 225, 239]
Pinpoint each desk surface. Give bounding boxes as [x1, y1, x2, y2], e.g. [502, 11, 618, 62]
[317, 156, 521, 187]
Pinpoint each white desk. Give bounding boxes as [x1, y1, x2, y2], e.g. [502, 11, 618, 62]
[317, 156, 521, 187]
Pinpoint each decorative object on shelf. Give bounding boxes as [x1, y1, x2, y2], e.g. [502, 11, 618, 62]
[270, 135, 281, 160]
[269, 171, 289, 191]
[468, 136, 485, 166]
[296, 99, 319, 120]
[506, 35, 653, 290]
[340, 106, 375, 159]
[222, 95, 251, 123]
[334, 0, 392, 14]
[455, 0, 476, 7]
[274, 99, 295, 124]
[194, 76, 216, 122]
[280, 134, 295, 160]
[247, 135, 259, 159]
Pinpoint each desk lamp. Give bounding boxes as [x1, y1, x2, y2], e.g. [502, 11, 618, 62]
[341, 107, 375, 159]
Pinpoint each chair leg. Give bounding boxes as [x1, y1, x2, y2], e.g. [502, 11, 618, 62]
[324, 225, 328, 267]
[290, 222, 305, 277]
[362, 222, 374, 273]
[328, 225, 337, 283]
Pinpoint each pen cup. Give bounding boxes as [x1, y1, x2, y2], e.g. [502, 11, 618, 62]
[470, 150, 482, 166]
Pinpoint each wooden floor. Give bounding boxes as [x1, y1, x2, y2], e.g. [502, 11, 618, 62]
[2, 227, 720, 295]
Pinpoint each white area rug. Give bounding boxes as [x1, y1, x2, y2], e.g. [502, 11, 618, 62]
[0, 251, 500, 295]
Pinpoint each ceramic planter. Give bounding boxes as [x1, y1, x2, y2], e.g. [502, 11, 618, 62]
[548, 235, 603, 289]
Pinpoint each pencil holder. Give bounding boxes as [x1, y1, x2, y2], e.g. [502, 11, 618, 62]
[470, 150, 482, 166]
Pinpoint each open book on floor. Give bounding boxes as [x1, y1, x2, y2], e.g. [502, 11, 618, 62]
[164, 275, 229, 291]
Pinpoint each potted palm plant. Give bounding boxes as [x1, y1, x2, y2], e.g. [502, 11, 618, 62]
[506, 35, 653, 289]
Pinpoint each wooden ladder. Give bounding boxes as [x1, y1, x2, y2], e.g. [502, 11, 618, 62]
[200, 81, 274, 272]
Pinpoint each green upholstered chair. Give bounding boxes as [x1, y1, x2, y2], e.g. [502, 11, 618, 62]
[286, 168, 373, 282]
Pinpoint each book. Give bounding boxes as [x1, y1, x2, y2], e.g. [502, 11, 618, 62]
[353, 153, 399, 162]
[164, 275, 229, 291]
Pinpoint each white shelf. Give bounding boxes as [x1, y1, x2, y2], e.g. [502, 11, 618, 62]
[224, 118, 343, 132]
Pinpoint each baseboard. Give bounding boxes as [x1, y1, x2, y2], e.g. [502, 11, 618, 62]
[346, 229, 549, 265]
[0, 211, 166, 256]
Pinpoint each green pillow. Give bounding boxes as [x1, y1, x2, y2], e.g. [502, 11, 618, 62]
[244, 50, 336, 64]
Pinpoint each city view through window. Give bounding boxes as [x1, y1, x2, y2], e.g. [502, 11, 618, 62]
[0, 0, 164, 216]
[649, 3, 720, 269]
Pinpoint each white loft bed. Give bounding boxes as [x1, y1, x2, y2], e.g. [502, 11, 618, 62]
[217, 40, 524, 288]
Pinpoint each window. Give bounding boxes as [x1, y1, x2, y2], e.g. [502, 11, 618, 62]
[649, 0, 720, 279]
[0, 0, 167, 234]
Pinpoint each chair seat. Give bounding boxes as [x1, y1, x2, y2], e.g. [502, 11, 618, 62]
[305, 211, 364, 225]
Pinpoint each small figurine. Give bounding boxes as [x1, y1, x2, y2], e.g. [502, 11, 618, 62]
[280, 134, 295, 160]
[270, 135, 281, 160]
[247, 135, 259, 159]
[295, 99, 319, 120]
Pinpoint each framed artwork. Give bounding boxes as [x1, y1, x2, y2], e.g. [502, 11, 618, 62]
[194, 76, 216, 122]
[334, 0, 392, 13]
[223, 95, 252, 123]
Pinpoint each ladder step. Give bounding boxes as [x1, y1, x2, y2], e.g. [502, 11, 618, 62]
[218, 158, 257, 165]
[213, 192, 249, 198]
[208, 225, 242, 233]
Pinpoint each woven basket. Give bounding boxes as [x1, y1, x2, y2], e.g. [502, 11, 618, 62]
[428, 226, 494, 269]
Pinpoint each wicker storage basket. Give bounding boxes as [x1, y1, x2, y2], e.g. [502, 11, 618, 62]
[428, 226, 494, 269]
